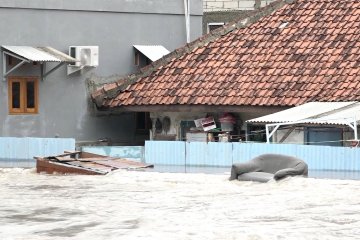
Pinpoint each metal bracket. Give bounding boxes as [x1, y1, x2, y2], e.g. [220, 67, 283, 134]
[2, 50, 30, 81]
[266, 124, 280, 143]
[2, 49, 67, 81]
[41, 62, 66, 81]
[67, 64, 84, 75]
[346, 117, 358, 141]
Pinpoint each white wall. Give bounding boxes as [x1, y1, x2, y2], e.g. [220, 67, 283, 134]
[203, 0, 275, 12]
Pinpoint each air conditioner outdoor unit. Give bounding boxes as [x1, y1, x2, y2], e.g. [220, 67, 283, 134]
[69, 46, 99, 67]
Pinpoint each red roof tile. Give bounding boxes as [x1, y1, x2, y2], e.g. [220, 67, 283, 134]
[92, 0, 360, 109]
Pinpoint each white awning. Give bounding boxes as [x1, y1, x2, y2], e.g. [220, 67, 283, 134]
[313, 103, 360, 125]
[133, 45, 170, 62]
[2, 46, 77, 81]
[247, 102, 358, 125]
[246, 102, 360, 143]
[2, 46, 76, 63]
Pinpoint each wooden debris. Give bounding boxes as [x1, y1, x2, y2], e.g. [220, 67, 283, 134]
[35, 151, 153, 175]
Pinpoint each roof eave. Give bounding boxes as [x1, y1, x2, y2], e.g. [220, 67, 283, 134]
[94, 104, 289, 113]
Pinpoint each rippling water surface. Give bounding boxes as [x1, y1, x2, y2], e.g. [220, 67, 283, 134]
[1, 168, 360, 240]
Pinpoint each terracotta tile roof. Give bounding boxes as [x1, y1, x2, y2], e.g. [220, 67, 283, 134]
[92, 0, 360, 109]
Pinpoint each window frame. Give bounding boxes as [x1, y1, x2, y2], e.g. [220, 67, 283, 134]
[135, 112, 151, 132]
[207, 22, 225, 33]
[8, 76, 39, 115]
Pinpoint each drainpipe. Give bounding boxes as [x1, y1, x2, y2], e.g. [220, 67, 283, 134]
[354, 116, 358, 141]
[184, 0, 190, 43]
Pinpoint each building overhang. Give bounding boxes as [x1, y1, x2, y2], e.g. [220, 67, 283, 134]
[96, 104, 288, 114]
[133, 45, 170, 62]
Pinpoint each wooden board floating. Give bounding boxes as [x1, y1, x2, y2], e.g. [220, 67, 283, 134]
[35, 151, 153, 175]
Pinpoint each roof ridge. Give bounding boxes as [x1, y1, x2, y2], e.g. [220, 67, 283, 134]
[91, 0, 291, 107]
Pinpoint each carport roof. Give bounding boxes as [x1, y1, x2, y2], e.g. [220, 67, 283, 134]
[247, 102, 360, 126]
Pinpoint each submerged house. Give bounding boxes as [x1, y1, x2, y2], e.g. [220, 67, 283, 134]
[92, 0, 360, 144]
[0, 0, 203, 146]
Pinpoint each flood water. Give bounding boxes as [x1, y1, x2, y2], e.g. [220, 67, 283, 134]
[1, 168, 360, 240]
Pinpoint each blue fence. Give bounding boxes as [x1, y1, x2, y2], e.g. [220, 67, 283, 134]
[145, 141, 360, 171]
[82, 146, 144, 162]
[0, 137, 75, 168]
[6, 139, 358, 171]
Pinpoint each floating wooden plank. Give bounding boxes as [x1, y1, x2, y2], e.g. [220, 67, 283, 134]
[50, 151, 81, 158]
[35, 151, 153, 175]
[67, 161, 113, 174]
[54, 157, 76, 162]
[54, 157, 115, 162]
[92, 160, 153, 169]
[36, 158, 104, 175]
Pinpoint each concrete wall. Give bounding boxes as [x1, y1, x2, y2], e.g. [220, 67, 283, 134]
[273, 127, 358, 147]
[82, 146, 144, 162]
[203, 0, 275, 12]
[0, 0, 203, 144]
[202, 0, 276, 33]
[203, 9, 252, 33]
[274, 127, 305, 144]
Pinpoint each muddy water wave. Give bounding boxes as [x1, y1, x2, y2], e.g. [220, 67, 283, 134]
[1, 168, 360, 240]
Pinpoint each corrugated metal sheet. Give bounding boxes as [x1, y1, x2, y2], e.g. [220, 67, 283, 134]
[232, 143, 360, 171]
[186, 142, 233, 167]
[232, 143, 300, 163]
[145, 141, 185, 165]
[314, 103, 360, 125]
[0, 137, 75, 168]
[144, 141, 360, 171]
[205, 142, 233, 166]
[2, 46, 77, 62]
[81, 146, 144, 162]
[247, 102, 356, 124]
[133, 45, 170, 62]
[232, 142, 360, 171]
[185, 142, 208, 166]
